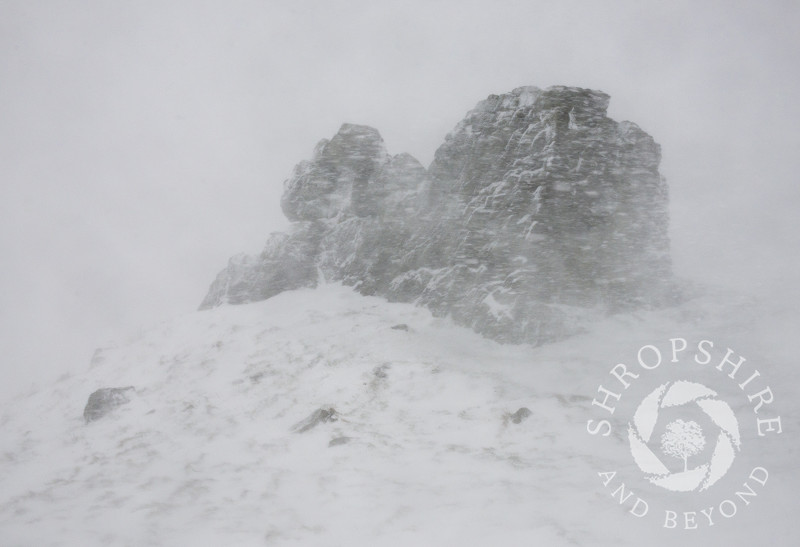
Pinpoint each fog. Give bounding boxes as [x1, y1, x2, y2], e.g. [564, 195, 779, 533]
[2, 0, 799, 402]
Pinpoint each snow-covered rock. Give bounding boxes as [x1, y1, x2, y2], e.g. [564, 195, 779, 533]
[201, 86, 675, 345]
[82, 387, 135, 423]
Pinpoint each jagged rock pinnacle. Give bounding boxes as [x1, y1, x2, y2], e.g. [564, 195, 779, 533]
[201, 86, 674, 345]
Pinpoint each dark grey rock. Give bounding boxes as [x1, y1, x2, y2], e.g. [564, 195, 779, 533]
[509, 407, 532, 424]
[83, 387, 135, 423]
[291, 407, 338, 433]
[329, 436, 351, 447]
[201, 86, 675, 346]
[200, 223, 321, 309]
[390, 324, 409, 331]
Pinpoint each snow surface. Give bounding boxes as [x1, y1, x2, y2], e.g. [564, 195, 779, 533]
[0, 283, 797, 546]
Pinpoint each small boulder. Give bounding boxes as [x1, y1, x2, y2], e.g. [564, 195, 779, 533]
[291, 407, 338, 433]
[390, 324, 409, 331]
[509, 407, 532, 424]
[329, 436, 351, 447]
[83, 387, 135, 423]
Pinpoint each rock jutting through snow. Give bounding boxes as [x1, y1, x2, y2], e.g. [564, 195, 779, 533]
[201, 86, 674, 345]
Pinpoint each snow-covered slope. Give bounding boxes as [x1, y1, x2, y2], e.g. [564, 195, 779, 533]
[1, 284, 797, 546]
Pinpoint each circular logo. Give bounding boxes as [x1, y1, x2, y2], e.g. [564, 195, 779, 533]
[627, 380, 741, 492]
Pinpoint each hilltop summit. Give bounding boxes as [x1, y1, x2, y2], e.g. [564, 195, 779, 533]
[201, 86, 673, 344]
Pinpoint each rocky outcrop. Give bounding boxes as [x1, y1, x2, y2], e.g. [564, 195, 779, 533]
[83, 387, 134, 423]
[201, 86, 674, 345]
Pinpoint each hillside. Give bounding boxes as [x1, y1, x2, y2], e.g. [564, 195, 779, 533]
[1, 283, 796, 546]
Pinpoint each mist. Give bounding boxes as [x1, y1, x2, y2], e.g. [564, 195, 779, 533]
[2, 0, 799, 402]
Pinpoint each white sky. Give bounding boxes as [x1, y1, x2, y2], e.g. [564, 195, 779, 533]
[1, 0, 799, 401]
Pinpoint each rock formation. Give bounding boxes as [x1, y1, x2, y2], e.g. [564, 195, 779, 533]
[201, 86, 674, 345]
[83, 387, 135, 423]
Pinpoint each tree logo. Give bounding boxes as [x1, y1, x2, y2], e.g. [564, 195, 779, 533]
[660, 419, 706, 472]
[627, 380, 741, 492]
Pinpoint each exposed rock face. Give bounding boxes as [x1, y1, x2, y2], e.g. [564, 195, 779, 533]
[200, 225, 319, 309]
[201, 86, 674, 345]
[83, 387, 134, 423]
